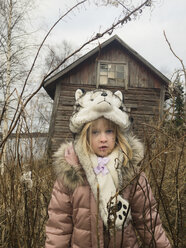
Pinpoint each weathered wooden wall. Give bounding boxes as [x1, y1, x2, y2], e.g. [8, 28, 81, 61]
[47, 43, 165, 155]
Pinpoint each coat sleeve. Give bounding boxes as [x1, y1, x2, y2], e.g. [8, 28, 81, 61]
[45, 179, 73, 248]
[130, 173, 171, 248]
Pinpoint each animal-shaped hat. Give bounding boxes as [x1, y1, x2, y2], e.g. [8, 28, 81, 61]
[69, 89, 131, 134]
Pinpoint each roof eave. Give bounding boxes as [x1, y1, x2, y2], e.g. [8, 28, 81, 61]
[43, 35, 170, 94]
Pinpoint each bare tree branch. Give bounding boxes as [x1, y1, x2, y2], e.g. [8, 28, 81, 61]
[0, 0, 151, 150]
[163, 30, 186, 84]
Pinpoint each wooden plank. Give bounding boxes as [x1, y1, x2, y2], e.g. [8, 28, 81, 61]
[53, 134, 72, 140]
[58, 105, 73, 111]
[54, 124, 70, 129]
[159, 86, 165, 120]
[125, 91, 160, 98]
[125, 90, 160, 96]
[59, 99, 74, 106]
[55, 118, 70, 123]
[126, 87, 160, 93]
[47, 83, 62, 155]
[56, 115, 71, 121]
[132, 107, 159, 114]
[54, 120, 69, 126]
[53, 125, 70, 130]
[127, 101, 159, 107]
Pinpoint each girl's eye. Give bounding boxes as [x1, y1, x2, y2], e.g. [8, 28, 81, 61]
[92, 130, 98, 135]
[106, 129, 113, 134]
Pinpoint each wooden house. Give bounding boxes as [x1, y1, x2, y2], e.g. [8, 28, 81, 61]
[43, 35, 170, 155]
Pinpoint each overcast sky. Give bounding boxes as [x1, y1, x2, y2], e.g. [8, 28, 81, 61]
[34, 0, 186, 80]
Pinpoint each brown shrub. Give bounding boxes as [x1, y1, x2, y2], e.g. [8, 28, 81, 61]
[0, 157, 54, 248]
[141, 121, 185, 248]
[0, 121, 185, 247]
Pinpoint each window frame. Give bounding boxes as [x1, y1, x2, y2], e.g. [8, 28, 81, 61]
[96, 60, 128, 89]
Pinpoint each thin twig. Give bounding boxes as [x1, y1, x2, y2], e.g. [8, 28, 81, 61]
[7, 0, 88, 137]
[163, 30, 186, 84]
[175, 141, 184, 247]
[141, 122, 175, 141]
[96, 183, 100, 248]
[0, 0, 151, 150]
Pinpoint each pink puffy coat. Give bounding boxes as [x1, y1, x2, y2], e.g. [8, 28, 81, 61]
[45, 137, 171, 248]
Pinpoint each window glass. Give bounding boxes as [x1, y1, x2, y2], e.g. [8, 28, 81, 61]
[100, 75, 108, 85]
[116, 65, 124, 72]
[117, 72, 124, 79]
[108, 64, 115, 71]
[100, 63, 108, 72]
[99, 62, 127, 87]
[108, 71, 115, 79]
[100, 71, 108, 76]
[108, 78, 116, 84]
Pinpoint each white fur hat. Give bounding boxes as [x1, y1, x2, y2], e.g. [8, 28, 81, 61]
[69, 89, 131, 134]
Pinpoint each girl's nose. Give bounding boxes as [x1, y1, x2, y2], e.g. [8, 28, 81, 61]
[100, 132, 107, 142]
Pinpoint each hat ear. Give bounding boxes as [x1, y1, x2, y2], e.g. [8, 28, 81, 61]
[114, 90, 123, 102]
[75, 89, 84, 100]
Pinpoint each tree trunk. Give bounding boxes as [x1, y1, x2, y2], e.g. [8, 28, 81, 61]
[1, 0, 12, 175]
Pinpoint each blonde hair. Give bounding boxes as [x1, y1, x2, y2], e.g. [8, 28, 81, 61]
[79, 118, 132, 166]
[115, 125, 132, 166]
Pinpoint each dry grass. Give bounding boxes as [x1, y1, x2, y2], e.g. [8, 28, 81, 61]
[0, 158, 54, 248]
[141, 121, 185, 247]
[0, 121, 185, 247]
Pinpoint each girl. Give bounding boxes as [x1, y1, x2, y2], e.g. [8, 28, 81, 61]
[45, 89, 171, 248]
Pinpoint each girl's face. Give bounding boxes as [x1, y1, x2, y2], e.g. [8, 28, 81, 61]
[89, 118, 116, 157]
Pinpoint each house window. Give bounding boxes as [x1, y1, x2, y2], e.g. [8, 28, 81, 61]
[98, 61, 128, 88]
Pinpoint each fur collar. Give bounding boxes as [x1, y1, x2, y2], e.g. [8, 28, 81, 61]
[53, 142, 85, 191]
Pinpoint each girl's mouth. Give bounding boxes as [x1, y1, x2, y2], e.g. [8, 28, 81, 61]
[99, 146, 108, 150]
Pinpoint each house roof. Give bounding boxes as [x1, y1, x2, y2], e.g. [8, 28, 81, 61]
[43, 35, 170, 99]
